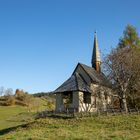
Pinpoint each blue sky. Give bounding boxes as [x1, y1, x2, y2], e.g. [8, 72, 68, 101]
[0, 0, 140, 93]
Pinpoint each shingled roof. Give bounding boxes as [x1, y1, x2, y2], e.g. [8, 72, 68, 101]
[54, 72, 92, 93]
[73, 63, 112, 88]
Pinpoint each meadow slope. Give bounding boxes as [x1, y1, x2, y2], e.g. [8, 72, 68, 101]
[0, 108, 140, 140]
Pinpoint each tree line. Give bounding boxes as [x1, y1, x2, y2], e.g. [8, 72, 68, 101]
[0, 87, 34, 107]
[0, 87, 55, 112]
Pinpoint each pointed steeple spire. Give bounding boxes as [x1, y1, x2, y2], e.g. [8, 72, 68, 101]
[91, 32, 101, 72]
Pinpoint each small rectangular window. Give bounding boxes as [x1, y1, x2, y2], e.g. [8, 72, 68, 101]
[63, 92, 73, 104]
[83, 92, 91, 104]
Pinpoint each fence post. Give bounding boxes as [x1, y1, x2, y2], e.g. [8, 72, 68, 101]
[106, 110, 108, 116]
[81, 112, 83, 118]
[53, 110, 55, 115]
[90, 112, 92, 117]
[136, 107, 139, 115]
[72, 108, 75, 118]
[97, 109, 100, 116]
[112, 108, 115, 116]
[120, 109, 123, 115]
[128, 108, 131, 114]
[66, 108, 69, 116]
[59, 108, 62, 114]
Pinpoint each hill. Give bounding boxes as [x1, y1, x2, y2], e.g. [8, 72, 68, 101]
[0, 106, 140, 140]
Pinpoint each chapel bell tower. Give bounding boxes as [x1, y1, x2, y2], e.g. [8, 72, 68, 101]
[91, 32, 101, 72]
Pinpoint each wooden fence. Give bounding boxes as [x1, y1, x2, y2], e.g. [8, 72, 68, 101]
[36, 107, 140, 119]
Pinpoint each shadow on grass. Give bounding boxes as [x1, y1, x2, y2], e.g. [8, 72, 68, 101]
[0, 115, 72, 136]
[36, 113, 74, 120]
[48, 114, 74, 119]
[0, 122, 34, 136]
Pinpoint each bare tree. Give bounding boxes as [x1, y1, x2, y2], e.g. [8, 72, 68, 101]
[104, 43, 140, 112]
[103, 25, 140, 112]
[0, 86, 5, 96]
[5, 88, 13, 96]
[4, 88, 15, 105]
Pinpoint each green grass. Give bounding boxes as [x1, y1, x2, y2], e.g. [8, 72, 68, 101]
[0, 96, 53, 130]
[0, 96, 55, 133]
[0, 105, 33, 130]
[0, 111, 140, 140]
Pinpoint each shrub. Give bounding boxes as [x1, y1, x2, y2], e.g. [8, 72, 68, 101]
[5, 95, 15, 106]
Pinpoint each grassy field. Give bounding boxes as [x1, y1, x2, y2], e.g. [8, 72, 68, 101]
[0, 105, 140, 140]
[0, 97, 51, 131]
[0, 106, 30, 130]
